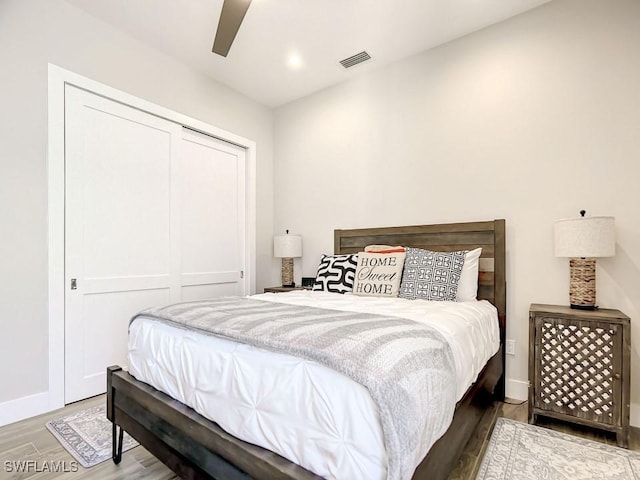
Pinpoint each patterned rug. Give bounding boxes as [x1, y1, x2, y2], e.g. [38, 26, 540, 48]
[476, 417, 640, 479]
[46, 404, 138, 468]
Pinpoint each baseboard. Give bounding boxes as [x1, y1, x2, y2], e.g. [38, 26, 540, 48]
[0, 391, 52, 427]
[505, 378, 528, 401]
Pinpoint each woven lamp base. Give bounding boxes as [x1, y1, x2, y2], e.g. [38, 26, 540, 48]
[281, 257, 294, 287]
[569, 258, 597, 310]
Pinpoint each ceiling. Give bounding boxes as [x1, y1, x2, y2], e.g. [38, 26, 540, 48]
[64, 0, 551, 107]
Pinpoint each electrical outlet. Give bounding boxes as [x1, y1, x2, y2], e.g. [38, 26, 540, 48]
[506, 339, 516, 356]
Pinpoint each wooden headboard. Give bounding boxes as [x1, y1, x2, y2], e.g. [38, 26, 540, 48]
[334, 219, 506, 338]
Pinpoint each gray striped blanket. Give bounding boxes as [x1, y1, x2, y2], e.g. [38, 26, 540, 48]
[132, 297, 456, 480]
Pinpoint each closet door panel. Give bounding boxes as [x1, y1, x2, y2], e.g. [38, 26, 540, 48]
[65, 85, 177, 403]
[181, 284, 240, 301]
[81, 113, 172, 277]
[179, 130, 246, 297]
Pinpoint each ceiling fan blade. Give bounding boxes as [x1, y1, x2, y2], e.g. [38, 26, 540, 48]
[212, 0, 252, 57]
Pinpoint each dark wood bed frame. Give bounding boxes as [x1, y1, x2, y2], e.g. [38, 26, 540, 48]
[107, 219, 506, 480]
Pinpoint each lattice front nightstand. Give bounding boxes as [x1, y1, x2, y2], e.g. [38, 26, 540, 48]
[528, 303, 631, 447]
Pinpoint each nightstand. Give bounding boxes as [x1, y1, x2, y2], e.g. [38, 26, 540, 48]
[263, 286, 309, 293]
[529, 303, 631, 447]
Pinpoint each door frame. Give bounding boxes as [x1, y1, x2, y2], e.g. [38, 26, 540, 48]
[47, 64, 256, 410]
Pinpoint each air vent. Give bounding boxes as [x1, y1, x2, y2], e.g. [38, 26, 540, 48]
[339, 51, 372, 69]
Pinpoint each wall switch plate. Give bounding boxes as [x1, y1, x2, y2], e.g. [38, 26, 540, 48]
[506, 339, 516, 356]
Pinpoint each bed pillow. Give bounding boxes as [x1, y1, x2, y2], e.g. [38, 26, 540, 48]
[399, 247, 466, 301]
[456, 248, 482, 302]
[352, 251, 406, 297]
[312, 254, 358, 294]
[364, 245, 406, 253]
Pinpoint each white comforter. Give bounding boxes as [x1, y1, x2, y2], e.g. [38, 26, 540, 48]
[128, 291, 499, 480]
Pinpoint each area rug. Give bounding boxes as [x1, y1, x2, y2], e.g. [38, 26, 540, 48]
[476, 417, 640, 479]
[46, 404, 138, 468]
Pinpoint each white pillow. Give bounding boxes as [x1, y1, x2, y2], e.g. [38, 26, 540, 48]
[456, 248, 482, 302]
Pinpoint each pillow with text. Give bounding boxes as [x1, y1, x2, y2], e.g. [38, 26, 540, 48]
[353, 251, 406, 297]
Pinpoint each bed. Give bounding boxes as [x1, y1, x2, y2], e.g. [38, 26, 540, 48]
[107, 219, 506, 480]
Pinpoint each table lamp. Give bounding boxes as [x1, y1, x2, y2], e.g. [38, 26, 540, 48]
[554, 211, 615, 310]
[274, 230, 302, 287]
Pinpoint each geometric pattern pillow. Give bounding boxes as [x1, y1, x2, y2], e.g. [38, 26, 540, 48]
[398, 248, 466, 301]
[312, 253, 358, 294]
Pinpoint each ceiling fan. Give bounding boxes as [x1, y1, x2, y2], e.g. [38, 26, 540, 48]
[212, 0, 252, 57]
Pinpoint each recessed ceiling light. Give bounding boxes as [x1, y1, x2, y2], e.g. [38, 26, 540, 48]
[287, 54, 303, 70]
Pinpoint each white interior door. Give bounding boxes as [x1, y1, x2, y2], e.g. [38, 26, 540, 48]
[64, 85, 246, 403]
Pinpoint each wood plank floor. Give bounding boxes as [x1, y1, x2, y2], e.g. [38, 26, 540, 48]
[0, 395, 177, 480]
[1, 396, 638, 479]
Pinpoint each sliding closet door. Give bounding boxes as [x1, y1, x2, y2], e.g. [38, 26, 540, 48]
[64, 85, 246, 403]
[179, 129, 246, 299]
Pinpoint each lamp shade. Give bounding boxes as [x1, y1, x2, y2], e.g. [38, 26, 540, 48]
[274, 234, 302, 258]
[554, 216, 615, 258]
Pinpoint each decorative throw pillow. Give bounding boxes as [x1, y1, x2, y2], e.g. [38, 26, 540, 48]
[399, 248, 466, 301]
[353, 251, 406, 297]
[456, 248, 482, 302]
[312, 254, 358, 294]
[364, 245, 406, 253]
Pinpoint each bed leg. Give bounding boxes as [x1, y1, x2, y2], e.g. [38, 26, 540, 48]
[112, 422, 124, 464]
[107, 366, 124, 465]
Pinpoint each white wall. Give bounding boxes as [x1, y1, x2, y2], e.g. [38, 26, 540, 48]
[274, 0, 640, 421]
[0, 0, 274, 419]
